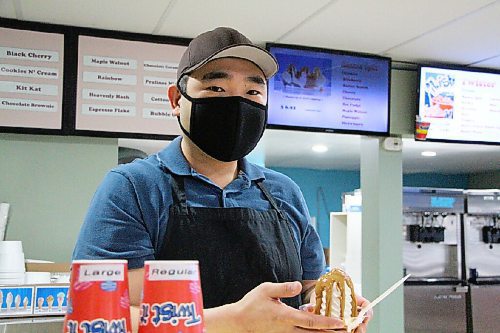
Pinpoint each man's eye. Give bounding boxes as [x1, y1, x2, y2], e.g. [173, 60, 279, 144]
[207, 86, 225, 92]
[248, 90, 261, 95]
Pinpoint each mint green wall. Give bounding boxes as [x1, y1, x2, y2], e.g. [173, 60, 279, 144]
[360, 137, 404, 333]
[469, 170, 500, 189]
[404, 172, 469, 189]
[0, 134, 118, 262]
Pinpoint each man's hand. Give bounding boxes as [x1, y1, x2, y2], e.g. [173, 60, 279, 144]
[205, 281, 347, 333]
[354, 295, 372, 333]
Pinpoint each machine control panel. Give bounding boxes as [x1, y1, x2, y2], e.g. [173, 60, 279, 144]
[403, 188, 465, 213]
[466, 192, 500, 215]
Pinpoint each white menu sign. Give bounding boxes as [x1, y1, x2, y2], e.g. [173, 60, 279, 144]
[0, 27, 64, 130]
[76, 36, 186, 136]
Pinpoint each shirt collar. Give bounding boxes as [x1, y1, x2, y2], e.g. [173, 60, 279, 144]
[239, 157, 265, 182]
[155, 136, 192, 176]
[156, 136, 266, 182]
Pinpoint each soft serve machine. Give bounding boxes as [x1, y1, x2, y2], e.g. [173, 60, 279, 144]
[464, 190, 500, 333]
[402, 187, 469, 333]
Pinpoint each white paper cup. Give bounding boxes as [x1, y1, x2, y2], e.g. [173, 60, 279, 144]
[0, 241, 23, 254]
[0, 252, 26, 272]
[25, 272, 51, 284]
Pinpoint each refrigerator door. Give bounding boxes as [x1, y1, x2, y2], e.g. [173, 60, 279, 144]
[470, 284, 500, 333]
[404, 284, 467, 333]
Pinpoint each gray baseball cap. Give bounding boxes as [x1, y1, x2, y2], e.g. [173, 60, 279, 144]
[176, 27, 278, 85]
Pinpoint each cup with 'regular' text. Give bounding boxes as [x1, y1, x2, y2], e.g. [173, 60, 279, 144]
[139, 260, 205, 333]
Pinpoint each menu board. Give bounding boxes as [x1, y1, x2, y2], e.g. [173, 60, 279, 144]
[0, 27, 64, 130]
[75, 35, 187, 136]
[419, 66, 500, 144]
[266, 44, 390, 135]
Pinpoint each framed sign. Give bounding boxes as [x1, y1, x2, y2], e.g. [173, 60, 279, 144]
[73, 30, 189, 139]
[0, 21, 65, 133]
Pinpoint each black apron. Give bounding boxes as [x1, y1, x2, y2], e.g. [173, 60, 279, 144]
[158, 174, 303, 308]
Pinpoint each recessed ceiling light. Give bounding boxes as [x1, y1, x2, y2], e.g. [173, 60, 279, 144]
[421, 151, 437, 157]
[312, 144, 328, 153]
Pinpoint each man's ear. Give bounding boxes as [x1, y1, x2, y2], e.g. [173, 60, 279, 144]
[167, 85, 182, 115]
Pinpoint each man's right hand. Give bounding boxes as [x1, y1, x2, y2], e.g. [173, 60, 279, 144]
[205, 281, 347, 333]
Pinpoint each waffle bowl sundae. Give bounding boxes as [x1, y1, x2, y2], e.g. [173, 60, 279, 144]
[313, 268, 411, 332]
[314, 268, 359, 330]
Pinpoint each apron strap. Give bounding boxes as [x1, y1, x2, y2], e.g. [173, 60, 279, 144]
[170, 174, 189, 214]
[256, 180, 305, 240]
[256, 180, 285, 220]
[170, 175, 286, 220]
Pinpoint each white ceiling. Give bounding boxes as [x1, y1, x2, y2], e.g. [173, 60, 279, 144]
[2, 0, 500, 174]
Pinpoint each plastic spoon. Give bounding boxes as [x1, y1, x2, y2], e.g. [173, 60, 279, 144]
[347, 274, 411, 332]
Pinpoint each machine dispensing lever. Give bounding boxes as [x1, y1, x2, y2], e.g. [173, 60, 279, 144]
[482, 225, 500, 244]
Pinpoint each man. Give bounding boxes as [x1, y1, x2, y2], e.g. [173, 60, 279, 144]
[73, 27, 370, 332]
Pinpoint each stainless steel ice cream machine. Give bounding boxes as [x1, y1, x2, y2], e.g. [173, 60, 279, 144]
[402, 187, 500, 333]
[464, 190, 500, 333]
[402, 187, 465, 280]
[402, 188, 468, 333]
[464, 190, 500, 280]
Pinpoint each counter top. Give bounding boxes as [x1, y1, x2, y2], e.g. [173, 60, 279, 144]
[0, 317, 63, 333]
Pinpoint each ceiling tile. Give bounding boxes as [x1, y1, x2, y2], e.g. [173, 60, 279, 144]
[18, 0, 173, 33]
[155, 0, 330, 44]
[0, 0, 17, 19]
[473, 55, 500, 69]
[386, 1, 500, 68]
[279, 0, 495, 55]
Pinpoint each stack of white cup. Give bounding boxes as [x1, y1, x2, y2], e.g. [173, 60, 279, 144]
[0, 241, 26, 285]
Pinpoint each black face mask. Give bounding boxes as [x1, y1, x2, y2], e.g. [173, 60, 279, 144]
[177, 92, 267, 162]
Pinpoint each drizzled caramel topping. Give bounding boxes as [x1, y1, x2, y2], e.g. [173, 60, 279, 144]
[314, 268, 358, 324]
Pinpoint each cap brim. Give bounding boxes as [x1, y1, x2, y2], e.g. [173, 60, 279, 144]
[183, 44, 278, 79]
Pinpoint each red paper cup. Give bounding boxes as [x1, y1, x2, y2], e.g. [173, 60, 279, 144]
[139, 260, 205, 333]
[63, 260, 131, 333]
[415, 121, 431, 140]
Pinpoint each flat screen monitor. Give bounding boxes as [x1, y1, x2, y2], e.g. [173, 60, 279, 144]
[418, 65, 500, 145]
[266, 43, 391, 135]
[0, 24, 64, 132]
[74, 33, 188, 139]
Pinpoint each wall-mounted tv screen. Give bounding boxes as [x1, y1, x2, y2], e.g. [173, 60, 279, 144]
[0, 25, 64, 132]
[74, 32, 188, 139]
[418, 65, 500, 145]
[266, 43, 391, 135]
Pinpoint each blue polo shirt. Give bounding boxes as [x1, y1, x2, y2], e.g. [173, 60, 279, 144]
[73, 137, 325, 280]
